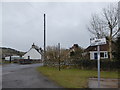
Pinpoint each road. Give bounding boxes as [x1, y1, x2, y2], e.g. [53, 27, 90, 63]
[2, 63, 61, 88]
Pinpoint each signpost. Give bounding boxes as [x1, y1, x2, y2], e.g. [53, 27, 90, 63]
[90, 37, 106, 46]
[90, 37, 106, 88]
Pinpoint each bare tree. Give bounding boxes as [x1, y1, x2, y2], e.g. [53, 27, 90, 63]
[88, 4, 119, 61]
[88, 14, 107, 38]
[46, 46, 68, 61]
[46, 46, 58, 61]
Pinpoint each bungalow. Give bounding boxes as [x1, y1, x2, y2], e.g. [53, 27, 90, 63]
[23, 43, 43, 60]
[68, 44, 84, 58]
[85, 44, 109, 60]
[5, 55, 23, 61]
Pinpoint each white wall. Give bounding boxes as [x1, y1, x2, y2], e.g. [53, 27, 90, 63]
[5, 56, 11, 61]
[90, 51, 108, 60]
[90, 52, 94, 60]
[23, 48, 41, 60]
[5, 56, 21, 61]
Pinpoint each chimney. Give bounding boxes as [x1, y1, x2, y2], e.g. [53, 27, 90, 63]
[32, 43, 35, 48]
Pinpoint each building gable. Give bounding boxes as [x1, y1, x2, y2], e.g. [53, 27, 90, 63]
[23, 48, 41, 59]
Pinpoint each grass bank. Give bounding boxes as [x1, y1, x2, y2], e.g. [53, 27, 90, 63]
[37, 66, 118, 88]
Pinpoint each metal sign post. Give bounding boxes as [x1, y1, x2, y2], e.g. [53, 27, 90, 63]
[90, 37, 106, 88]
[97, 45, 100, 88]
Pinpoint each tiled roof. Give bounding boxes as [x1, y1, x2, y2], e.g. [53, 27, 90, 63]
[85, 44, 109, 52]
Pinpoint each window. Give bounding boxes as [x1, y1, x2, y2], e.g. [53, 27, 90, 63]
[100, 52, 104, 57]
[104, 52, 108, 58]
[94, 53, 98, 60]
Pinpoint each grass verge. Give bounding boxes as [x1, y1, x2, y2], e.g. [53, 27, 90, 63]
[37, 66, 118, 88]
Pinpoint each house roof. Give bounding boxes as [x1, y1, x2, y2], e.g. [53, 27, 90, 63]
[85, 44, 109, 52]
[25, 43, 43, 55]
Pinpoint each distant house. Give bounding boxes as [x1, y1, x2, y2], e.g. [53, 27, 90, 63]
[85, 44, 109, 60]
[68, 44, 83, 58]
[5, 55, 22, 61]
[69, 44, 79, 52]
[23, 43, 43, 60]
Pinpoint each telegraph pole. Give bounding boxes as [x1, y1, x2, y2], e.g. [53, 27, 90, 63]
[58, 43, 61, 71]
[44, 14, 46, 63]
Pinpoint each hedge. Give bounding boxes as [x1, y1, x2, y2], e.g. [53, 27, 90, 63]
[44, 59, 119, 71]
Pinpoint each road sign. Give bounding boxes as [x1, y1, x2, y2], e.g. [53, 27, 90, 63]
[90, 37, 106, 88]
[90, 37, 106, 46]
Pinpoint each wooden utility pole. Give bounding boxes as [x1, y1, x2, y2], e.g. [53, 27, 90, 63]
[44, 14, 46, 63]
[58, 43, 61, 71]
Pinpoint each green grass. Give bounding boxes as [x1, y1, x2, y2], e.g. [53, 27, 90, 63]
[37, 66, 118, 88]
[2, 61, 11, 64]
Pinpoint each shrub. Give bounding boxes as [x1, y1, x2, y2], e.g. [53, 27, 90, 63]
[44, 59, 119, 71]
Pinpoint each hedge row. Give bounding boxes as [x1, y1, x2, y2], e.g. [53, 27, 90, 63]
[44, 59, 119, 71]
[72, 59, 119, 71]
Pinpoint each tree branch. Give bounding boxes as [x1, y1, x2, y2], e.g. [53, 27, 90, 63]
[112, 28, 120, 38]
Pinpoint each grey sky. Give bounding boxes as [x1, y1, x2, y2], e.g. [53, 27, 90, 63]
[1, 2, 114, 52]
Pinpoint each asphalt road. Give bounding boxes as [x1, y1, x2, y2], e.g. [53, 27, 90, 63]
[2, 63, 61, 88]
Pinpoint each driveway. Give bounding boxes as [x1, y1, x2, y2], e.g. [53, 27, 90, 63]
[2, 63, 61, 88]
[88, 78, 119, 88]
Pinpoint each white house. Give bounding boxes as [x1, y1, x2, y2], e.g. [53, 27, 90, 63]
[85, 44, 109, 60]
[5, 55, 22, 61]
[23, 43, 43, 60]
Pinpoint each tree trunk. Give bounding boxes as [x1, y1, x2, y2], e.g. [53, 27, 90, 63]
[109, 29, 112, 61]
[109, 39, 112, 61]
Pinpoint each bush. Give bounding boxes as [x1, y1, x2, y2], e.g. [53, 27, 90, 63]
[72, 59, 118, 71]
[43, 59, 119, 71]
[114, 34, 120, 61]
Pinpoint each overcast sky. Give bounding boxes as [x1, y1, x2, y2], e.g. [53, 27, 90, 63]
[1, 2, 116, 52]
